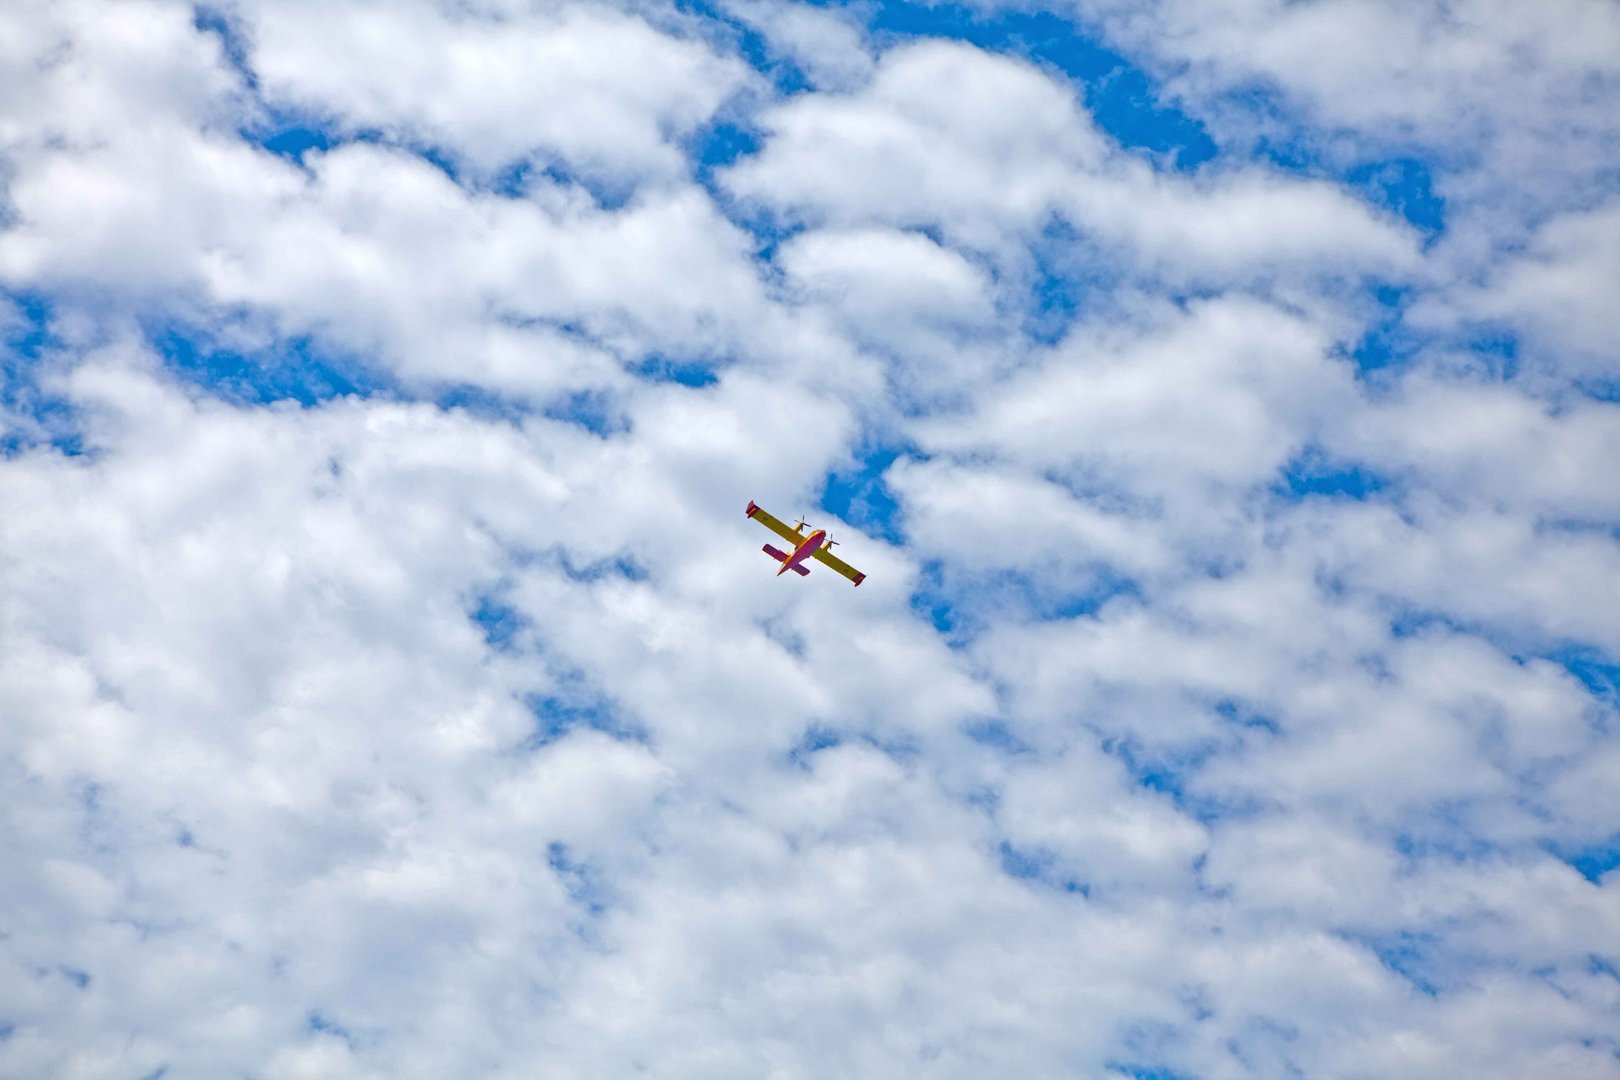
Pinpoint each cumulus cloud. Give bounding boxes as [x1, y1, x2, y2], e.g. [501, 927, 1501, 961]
[1066, 0, 1620, 361]
[2, 1, 1618, 1077]
[1452, 200, 1620, 378]
[240, 0, 752, 180]
[1072, 0, 1620, 198]
[726, 39, 1418, 281]
[721, 0, 875, 90]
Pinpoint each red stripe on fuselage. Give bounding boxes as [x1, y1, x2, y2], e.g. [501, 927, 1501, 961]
[776, 529, 824, 577]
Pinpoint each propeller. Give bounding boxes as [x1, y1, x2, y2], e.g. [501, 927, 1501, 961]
[793, 515, 838, 547]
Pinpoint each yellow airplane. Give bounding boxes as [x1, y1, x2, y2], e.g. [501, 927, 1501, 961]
[745, 501, 866, 586]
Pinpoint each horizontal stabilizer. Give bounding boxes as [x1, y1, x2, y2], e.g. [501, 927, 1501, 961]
[763, 543, 789, 562]
[789, 562, 810, 576]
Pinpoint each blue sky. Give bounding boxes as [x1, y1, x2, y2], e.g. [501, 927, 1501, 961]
[2, 0, 1620, 1076]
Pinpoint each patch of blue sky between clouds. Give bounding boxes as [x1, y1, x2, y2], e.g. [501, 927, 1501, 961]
[1458, 329, 1521, 381]
[443, 381, 635, 441]
[1106, 736, 1256, 826]
[1108, 1027, 1205, 1080]
[1276, 447, 1392, 501]
[688, 110, 776, 241]
[1, 292, 84, 458]
[434, 383, 536, 427]
[473, 591, 664, 752]
[477, 551, 647, 645]
[628, 354, 721, 388]
[245, 106, 500, 198]
[677, 0, 814, 96]
[1022, 216, 1116, 345]
[1213, 699, 1281, 737]
[962, 718, 1033, 756]
[1393, 827, 1502, 867]
[148, 316, 664, 435]
[689, 116, 763, 179]
[147, 320, 388, 408]
[527, 161, 639, 209]
[193, 6, 402, 184]
[1347, 930, 1446, 997]
[1107, 1062, 1198, 1080]
[253, 118, 336, 164]
[248, 105, 637, 206]
[469, 592, 530, 654]
[1550, 647, 1620, 708]
[266, 114, 520, 196]
[1236, 80, 1452, 238]
[909, 560, 965, 639]
[305, 1011, 357, 1050]
[911, 562, 1143, 646]
[1347, 157, 1446, 236]
[760, 612, 808, 659]
[0, 293, 50, 359]
[523, 689, 647, 750]
[548, 842, 614, 919]
[558, 551, 650, 584]
[997, 840, 1090, 896]
[785, 724, 841, 769]
[1575, 377, 1620, 405]
[819, 443, 907, 544]
[192, 6, 253, 89]
[1349, 283, 1421, 378]
[541, 390, 628, 437]
[1553, 835, 1620, 886]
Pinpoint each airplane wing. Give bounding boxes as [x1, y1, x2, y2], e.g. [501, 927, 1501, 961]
[811, 544, 867, 586]
[745, 501, 803, 545]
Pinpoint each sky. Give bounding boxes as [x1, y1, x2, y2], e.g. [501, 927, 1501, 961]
[2, 1, 1619, 1076]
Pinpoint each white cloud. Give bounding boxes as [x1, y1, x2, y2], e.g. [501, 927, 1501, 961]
[888, 457, 1171, 577]
[2, 1, 1618, 1076]
[1455, 200, 1620, 377]
[722, 0, 874, 90]
[727, 39, 1417, 282]
[0, 0, 775, 404]
[1074, 0, 1620, 197]
[1067, 0, 1620, 351]
[724, 40, 1108, 249]
[913, 295, 1352, 518]
[775, 226, 1003, 400]
[240, 0, 751, 180]
[1331, 371, 1620, 519]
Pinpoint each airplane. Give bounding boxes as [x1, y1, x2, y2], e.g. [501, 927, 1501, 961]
[746, 501, 866, 586]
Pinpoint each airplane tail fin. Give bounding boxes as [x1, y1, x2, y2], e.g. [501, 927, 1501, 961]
[763, 545, 811, 575]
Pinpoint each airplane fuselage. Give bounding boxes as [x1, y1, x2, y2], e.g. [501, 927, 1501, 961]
[778, 528, 826, 576]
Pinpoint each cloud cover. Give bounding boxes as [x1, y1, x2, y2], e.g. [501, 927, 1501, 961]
[2, 0, 1618, 1076]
